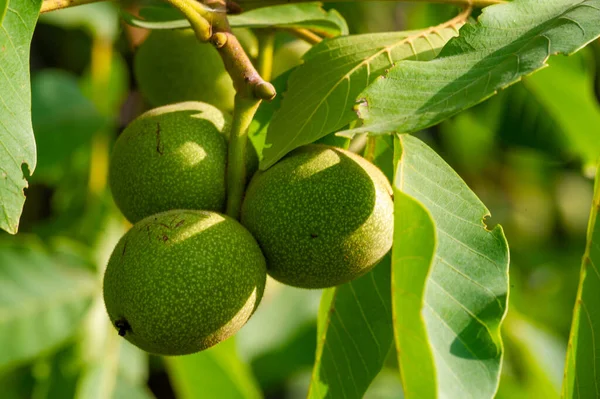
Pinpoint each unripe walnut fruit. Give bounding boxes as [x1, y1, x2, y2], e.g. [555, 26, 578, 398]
[109, 102, 228, 223]
[134, 29, 235, 111]
[241, 144, 394, 289]
[103, 210, 267, 356]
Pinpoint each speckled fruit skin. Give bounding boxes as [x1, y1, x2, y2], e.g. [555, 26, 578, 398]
[103, 210, 267, 356]
[134, 29, 235, 111]
[109, 102, 228, 223]
[241, 144, 394, 289]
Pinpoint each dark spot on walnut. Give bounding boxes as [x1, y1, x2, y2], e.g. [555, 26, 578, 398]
[156, 123, 164, 155]
[115, 318, 131, 337]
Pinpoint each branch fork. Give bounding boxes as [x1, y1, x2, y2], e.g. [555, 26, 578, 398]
[167, 0, 275, 101]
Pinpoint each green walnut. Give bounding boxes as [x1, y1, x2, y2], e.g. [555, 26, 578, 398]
[109, 102, 228, 223]
[241, 144, 394, 289]
[134, 29, 235, 111]
[103, 210, 267, 356]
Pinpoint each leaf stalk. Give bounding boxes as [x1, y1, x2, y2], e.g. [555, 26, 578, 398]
[256, 30, 275, 81]
[284, 28, 323, 45]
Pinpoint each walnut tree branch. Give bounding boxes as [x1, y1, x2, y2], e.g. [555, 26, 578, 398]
[165, 0, 275, 100]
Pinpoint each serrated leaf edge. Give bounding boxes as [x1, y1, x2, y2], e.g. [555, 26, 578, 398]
[261, 12, 468, 169]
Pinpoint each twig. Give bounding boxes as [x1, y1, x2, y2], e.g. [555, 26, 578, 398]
[164, 0, 213, 41]
[165, 0, 276, 100]
[41, 0, 103, 13]
[284, 28, 323, 45]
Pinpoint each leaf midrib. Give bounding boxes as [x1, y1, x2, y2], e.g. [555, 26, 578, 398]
[265, 20, 465, 167]
[358, 0, 600, 134]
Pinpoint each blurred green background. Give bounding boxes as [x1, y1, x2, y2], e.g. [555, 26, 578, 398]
[1, 2, 599, 398]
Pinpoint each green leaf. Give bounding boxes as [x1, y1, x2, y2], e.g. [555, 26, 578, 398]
[76, 354, 154, 399]
[562, 168, 600, 398]
[0, 0, 41, 234]
[308, 254, 393, 399]
[229, 4, 348, 36]
[116, 337, 149, 386]
[345, 0, 600, 136]
[363, 369, 404, 399]
[521, 50, 600, 166]
[31, 345, 83, 399]
[80, 52, 130, 117]
[121, 3, 347, 36]
[489, 86, 564, 158]
[391, 182, 437, 398]
[118, 5, 186, 30]
[238, 282, 319, 360]
[498, 312, 564, 399]
[112, 377, 155, 399]
[237, 281, 319, 391]
[250, 325, 316, 391]
[439, 106, 497, 172]
[0, 240, 97, 370]
[494, 51, 599, 163]
[249, 69, 293, 160]
[166, 338, 262, 399]
[260, 24, 461, 169]
[39, 2, 120, 41]
[75, 295, 150, 399]
[0, 367, 35, 399]
[31, 70, 106, 183]
[370, 135, 395, 182]
[394, 135, 509, 399]
[1, 0, 7, 25]
[72, 217, 151, 399]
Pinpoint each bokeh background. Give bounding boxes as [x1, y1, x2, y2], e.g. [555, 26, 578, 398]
[1, 2, 599, 398]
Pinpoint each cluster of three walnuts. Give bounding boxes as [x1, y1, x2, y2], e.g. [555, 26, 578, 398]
[103, 102, 394, 356]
